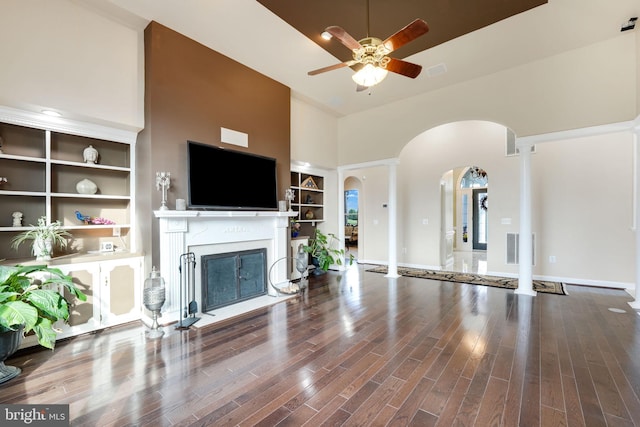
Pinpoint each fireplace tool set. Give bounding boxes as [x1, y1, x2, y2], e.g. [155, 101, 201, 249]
[176, 252, 201, 329]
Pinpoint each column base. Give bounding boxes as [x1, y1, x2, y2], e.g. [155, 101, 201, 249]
[514, 288, 537, 296]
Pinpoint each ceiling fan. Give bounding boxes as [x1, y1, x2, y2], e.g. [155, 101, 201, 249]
[308, 2, 429, 89]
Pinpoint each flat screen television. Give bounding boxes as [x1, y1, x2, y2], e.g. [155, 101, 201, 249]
[187, 141, 278, 210]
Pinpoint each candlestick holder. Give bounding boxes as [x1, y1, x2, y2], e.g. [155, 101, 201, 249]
[156, 172, 170, 210]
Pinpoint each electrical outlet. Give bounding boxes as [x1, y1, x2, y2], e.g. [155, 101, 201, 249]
[113, 226, 121, 237]
[100, 242, 114, 252]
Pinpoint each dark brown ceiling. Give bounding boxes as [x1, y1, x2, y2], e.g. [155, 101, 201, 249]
[258, 0, 547, 62]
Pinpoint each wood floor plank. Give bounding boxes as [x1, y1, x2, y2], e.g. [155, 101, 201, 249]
[432, 376, 470, 426]
[341, 376, 404, 426]
[561, 373, 587, 427]
[302, 395, 347, 426]
[387, 376, 436, 427]
[474, 376, 508, 427]
[3, 266, 640, 426]
[447, 351, 496, 426]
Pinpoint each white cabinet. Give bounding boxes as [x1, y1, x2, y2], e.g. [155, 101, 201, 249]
[56, 255, 143, 339]
[18, 254, 143, 349]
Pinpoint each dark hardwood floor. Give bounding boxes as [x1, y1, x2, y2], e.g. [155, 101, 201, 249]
[3, 264, 640, 426]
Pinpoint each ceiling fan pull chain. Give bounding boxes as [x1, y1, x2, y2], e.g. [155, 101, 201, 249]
[366, 0, 370, 37]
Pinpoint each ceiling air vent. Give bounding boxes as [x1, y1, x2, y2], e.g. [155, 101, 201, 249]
[426, 63, 447, 77]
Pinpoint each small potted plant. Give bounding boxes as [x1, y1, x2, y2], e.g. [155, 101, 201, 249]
[303, 228, 353, 274]
[11, 216, 72, 261]
[0, 264, 86, 383]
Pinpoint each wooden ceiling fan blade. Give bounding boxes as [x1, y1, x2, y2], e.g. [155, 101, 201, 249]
[385, 58, 423, 78]
[325, 26, 362, 51]
[308, 61, 357, 76]
[383, 19, 429, 53]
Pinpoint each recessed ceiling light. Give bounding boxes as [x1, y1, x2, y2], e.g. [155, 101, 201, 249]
[41, 110, 61, 117]
[321, 31, 332, 41]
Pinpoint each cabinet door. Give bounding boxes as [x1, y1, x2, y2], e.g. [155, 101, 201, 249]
[100, 257, 142, 327]
[58, 263, 101, 338]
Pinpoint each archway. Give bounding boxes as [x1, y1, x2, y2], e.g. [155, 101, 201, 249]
[396, 120, 510, 273]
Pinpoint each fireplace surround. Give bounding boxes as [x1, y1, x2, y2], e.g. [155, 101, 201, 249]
[154, 210, 295, 325]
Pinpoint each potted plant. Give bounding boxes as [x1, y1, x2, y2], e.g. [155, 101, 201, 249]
[303, 228, 353, 274]
[11, 216, 72, 261]
[0, 264, 86, 383]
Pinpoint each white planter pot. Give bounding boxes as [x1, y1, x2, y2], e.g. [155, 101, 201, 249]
[33, 237, 53, 261]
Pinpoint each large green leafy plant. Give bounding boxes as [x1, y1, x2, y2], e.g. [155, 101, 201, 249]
[0, 264, 86, 349]
[303, 229, 353, 272]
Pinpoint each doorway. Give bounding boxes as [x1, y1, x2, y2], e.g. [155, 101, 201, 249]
[454, 166, 488, 254]
[472, 188, 488, 250]
[344, 176, 362, 262]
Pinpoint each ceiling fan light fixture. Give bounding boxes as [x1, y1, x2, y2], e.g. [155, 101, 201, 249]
[352, 63, 388, 87]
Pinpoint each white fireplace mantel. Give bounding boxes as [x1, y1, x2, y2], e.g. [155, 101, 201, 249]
[154, 210, 297, 324]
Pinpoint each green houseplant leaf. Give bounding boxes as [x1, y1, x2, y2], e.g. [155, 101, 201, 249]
[0, 264, 86, 350]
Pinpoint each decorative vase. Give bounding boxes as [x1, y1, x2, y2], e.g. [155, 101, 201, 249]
[305, 209, 314, 220]
[83, 144, 99, 164]
[33, 237, 53, 261]
[0, 325, 24, 384]
[76, 178, 98, 194]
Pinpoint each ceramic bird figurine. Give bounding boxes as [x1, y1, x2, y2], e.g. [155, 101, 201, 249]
[75, 210, 115, 225]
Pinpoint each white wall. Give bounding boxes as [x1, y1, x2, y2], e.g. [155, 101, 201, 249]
[0, 0, 143, 130]
[290, 96, 339, 170]
[532, 131, 634, 286]
[337, 34, 638, 166]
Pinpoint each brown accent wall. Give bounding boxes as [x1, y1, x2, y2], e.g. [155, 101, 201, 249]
[138, 22, 291, 266]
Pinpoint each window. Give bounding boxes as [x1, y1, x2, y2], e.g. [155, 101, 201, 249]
[344, 189, 358, 226]
[460, 166, 488, 188]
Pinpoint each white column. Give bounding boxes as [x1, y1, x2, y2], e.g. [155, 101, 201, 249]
[156, 216, 188, 321]
[386, 161, 400, 278]
[337, 169, 346, 270]
[270, 215, 293, 294]
[515, 141, 536, 296]
[629, 127, 640, 309]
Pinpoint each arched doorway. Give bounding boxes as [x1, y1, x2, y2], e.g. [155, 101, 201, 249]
[344, 176, 362, 262]
[452, 166, 488, 272]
